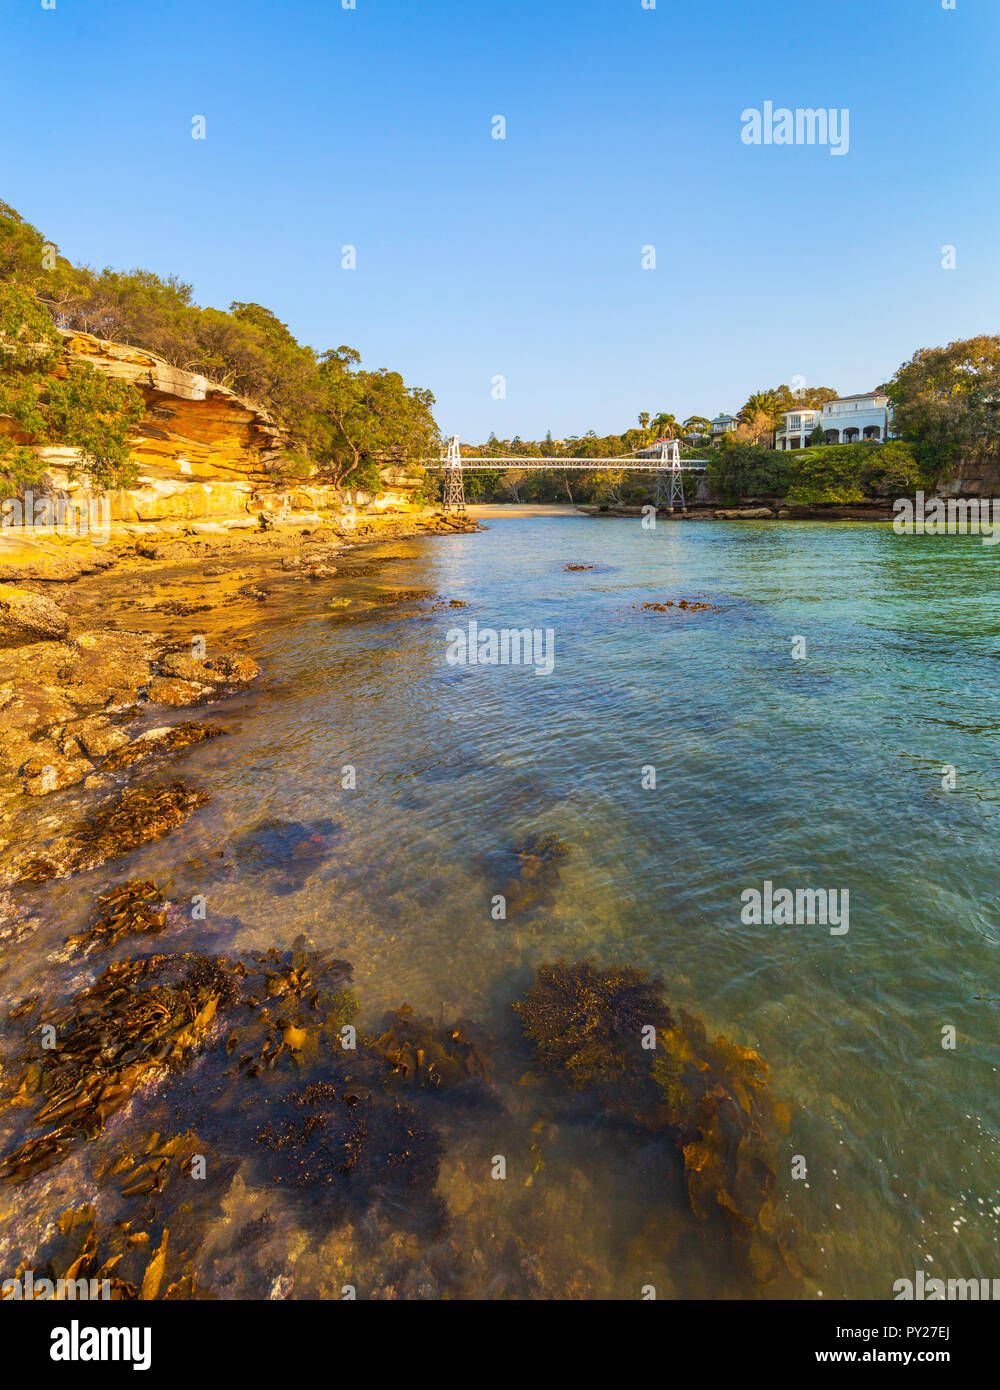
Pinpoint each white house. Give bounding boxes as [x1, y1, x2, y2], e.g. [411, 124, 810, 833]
[820, 391, 893, 444]
[774, 407, 823, 451]
[775, 392, 894, 450]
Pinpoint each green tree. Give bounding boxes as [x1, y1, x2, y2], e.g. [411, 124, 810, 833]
[0, 283, 145, 490]
[0, 200, 90, 318]
[785, 441, 929, 505]
[313, 347, 439, 489]
[706, 442, 792, 502]
[886, 336, 1000, 473]
[650, 411, 680, 439]
[227, 301, 319, 431]
[739, 390, 783, 425]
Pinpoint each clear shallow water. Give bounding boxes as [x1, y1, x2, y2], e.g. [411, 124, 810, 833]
[7, 515, 1000, 1299]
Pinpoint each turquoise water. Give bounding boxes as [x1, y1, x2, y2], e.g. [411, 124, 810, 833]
[9, 514, 1000, 1298]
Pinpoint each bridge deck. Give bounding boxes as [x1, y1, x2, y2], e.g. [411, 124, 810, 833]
[438, 456, 708, 472]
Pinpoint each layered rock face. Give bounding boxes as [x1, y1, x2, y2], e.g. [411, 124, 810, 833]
[938, 460, 1000, 497]
[15, 331, 425, 527]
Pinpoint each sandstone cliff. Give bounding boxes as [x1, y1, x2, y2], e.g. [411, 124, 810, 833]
[9, 330, 425, 528]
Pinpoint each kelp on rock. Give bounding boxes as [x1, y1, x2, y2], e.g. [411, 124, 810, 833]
[514, 959, 810, 1286]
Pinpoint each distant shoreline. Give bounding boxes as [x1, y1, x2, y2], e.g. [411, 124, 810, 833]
[465, 503, 588, 518]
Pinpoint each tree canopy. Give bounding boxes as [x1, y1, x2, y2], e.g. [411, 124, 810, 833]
[0, 199, 440, 491]
[886, 336, 1000, 474]
[0, 282, 145, 490]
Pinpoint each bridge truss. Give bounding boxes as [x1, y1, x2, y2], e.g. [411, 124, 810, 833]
[435, 436, 707, 513]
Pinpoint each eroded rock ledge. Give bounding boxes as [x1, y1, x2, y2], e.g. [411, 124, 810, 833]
[12, 330, 428, 526]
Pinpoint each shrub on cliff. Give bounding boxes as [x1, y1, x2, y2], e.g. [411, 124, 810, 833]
[706, 442, 793, 503]
[0, 283, 145, 490]
[0, 200, 89, 314]
[785, 440, 928, 505]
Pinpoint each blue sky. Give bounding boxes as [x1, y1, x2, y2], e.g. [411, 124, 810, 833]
[1, 0, 997, 441]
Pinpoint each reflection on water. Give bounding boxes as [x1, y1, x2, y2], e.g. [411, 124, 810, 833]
[3, 517, 1000, 1299]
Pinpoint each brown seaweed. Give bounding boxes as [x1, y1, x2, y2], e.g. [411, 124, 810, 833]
[65, 879, 167, 953]
[0, 953, 228, 1183]
[650, 1009, 803, 1284]
[369, 1005, 490, 1092]
[103, 723, 226, 771]
[16, 783, 209, 884]
[514, 959, 670, 1101]
[514, 960, 808, 1284]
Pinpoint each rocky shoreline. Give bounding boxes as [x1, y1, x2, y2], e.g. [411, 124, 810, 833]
[579, 502, 897, 521]
[0, 509, 479, 889]
[0, 502, 819, 1301]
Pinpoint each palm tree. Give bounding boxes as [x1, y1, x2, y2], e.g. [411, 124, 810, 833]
[650, 411, 680, 440]
[740, 391, 782, 425]
[637, 412, 650, 430]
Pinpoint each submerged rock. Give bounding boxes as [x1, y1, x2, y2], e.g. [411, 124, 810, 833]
[15, 781, 209, 883]
[484, 832, 570, 918]
[252, 1078, 443, 1230]
[228, 816, 341, 895]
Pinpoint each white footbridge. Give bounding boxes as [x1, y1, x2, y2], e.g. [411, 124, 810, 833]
[436, 436, 707, 512]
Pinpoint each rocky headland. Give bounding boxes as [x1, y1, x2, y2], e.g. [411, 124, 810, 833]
[0, 315, 483, 885]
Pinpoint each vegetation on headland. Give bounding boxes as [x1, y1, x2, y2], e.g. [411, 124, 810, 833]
[0, 283, 145, 490]
[0, 199, 439, 493]
[456, 342, 1000, 507]
[708, 439, 933, 506]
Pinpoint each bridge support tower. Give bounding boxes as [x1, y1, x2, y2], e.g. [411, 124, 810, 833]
[654, 441, 687, 513]
[442, 435, 466, 512]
